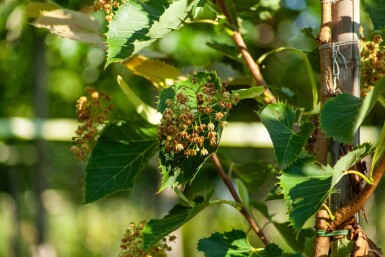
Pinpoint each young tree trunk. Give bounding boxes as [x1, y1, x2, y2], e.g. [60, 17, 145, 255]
[313, 0, 360, 256]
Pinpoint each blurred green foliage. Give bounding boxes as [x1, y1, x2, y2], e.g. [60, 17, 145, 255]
[1, 0, 385, 256]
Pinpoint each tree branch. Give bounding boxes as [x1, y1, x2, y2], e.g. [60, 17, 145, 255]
[215, 0, 276, 104]
[210, 153, 270, 246]
[313, 1, 333, 256]
[331, 154, 385, 229]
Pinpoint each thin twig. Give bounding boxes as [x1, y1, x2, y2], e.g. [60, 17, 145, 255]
[215, 0, 276, 104]
[210, 153, 270, 246]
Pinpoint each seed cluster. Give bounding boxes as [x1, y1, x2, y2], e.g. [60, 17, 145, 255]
[361, 35, 385, 96]
[119, 221, 175, 257]
[158, 76, 239, 159]
[71, 87, 114, 161]
[92, 0, 126, 22]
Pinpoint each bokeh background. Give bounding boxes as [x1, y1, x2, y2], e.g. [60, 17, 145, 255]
[1, 0, 385, 256]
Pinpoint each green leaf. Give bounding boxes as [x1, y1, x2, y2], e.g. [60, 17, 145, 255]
[158, 72, 232, 189]
[123, 55, 179, 88]
[273, 222, 315, 255]
[198, 229, 283, 257]
[192, 0, 208, 18]
[233, 0, 280, 21]
[85, 121, 158, 203]
[117, 75, 161, 125]
[206, 41, 242, 62]
[330, 238, 354, 257]
[252, 244, 283, 257]
[143, 190, 214, 250]
[32, 8, 105, 49]
[235, 178, 250, 208]
[372, 122, 385, 174]
[280, 157, 333, 231]
[232, 161, 276, 200]
[232, 87, 265, 100]
[106, 0, 196, 65]
[197, 229, 255, 257]
[258, 103, 314, 169]
[320, 75, 385, 143]
[331, 143, 374, 188]
[320, 94, 362, 143]
[364, 0, 385, 30]
[301, 27, 316, 41]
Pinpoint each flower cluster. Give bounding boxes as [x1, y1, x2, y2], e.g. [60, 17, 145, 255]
[158, 76, 239, 159]
[119, 221, 175, 257]
[92, 0, 126, 22]
[361, 35, 385, 96]
[71, 87, 113, 161]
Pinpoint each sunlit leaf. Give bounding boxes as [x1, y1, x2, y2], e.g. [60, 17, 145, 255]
[106, 0, 197, 65]
[85, 120, 158, 203]
[320, 76, 385, 143]
[123, 55, 179, 88]
[32, 8, 105, 49]
[143, 190, 214, 250]
[258, 103, 314, 169]
[280, 157, 333, 231]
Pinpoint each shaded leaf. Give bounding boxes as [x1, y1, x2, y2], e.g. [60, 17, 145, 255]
[273, 222, 315, 254]
[331, 143, 374, 188]
[207, 41, 242, 62]
[192, 0, 208, 18]
[197, 229, 255, 257]
[372, 122, 385, 173]
[106, 0, 197, 65]
[280, 157, 333, 231]
[250, 201, 272, 220]
[198, 229, 283, 257]
[117, 75, 161, 125]
[32, 8, 105, 49]
[251, 244, 284, 257]
[233, 87, 265, 100]
[258, 103, 314, 169]
[320, 94, 362, 143]
[320, 76, 385, 143]
[301, 27, 316, 41]
[233, 0, 280, 21]
[232, 161, 277, 200]
[364, 0, 385, 30]
[85, 121, 158, 203]
[143, 190, 214, 250]
[330, 238, 354, 257]
[123, 55, 179, 88]
[235, 178, 250, 209]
